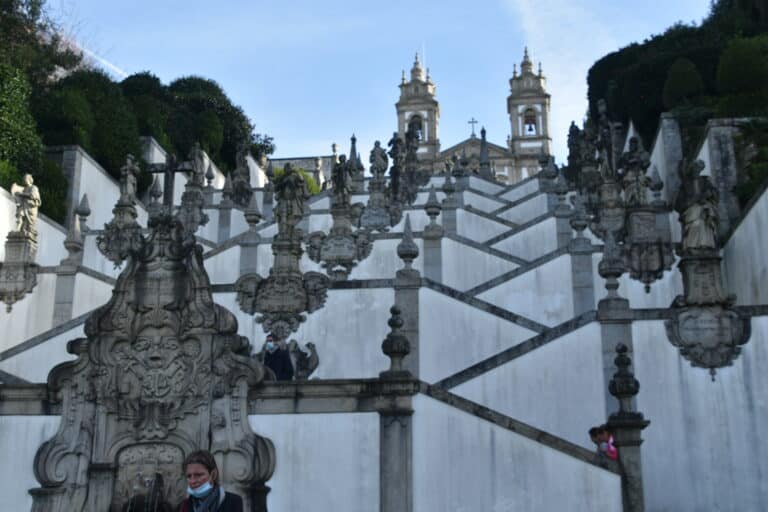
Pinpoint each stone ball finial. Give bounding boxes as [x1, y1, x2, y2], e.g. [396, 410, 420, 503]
[381, 305, 411, 378]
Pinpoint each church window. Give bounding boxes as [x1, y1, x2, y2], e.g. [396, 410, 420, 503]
[408, 115, 423, 140]
[524, 109, 537, 136]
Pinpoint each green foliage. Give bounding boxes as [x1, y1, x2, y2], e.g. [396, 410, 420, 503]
[0, 0, 81, 95]
[121, 72, 171, 149]
[34, 87, 94, 147]
[0, 63, 43, 176]
[587, 0, 768, 145]
[715, 36, 768, 116]
[273, 167, 321, 195]
[37, 157, 67, 223]
[36, 70, 141, 179]
[168, 76, 252, 169]
[0, 159, 22, 192]
[734, 120, 768, 207]
[251, 133, 275, 162]
[662, 58, 705, 109]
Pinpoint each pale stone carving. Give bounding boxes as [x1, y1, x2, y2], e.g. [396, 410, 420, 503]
[119, 154, 139, 204]
[30, 206, 275, 511]
[665, 158, 751, 379]
[288, 340, 319, 380]
[360, 140, 392, 232]
[235, 164, 329, 341]
[307, 153, 373, 281]
[231, 146, 254, 208]
[11, 173, 41, 237]
[0, 174, 41, 310]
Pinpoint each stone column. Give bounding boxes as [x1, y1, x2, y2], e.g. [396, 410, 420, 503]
[396, 215, 421, 377]
[239, 195, 262, 277]
[440, 175, 457, 236]
[597, 232, 634, 416]
[422, 186, 443, 283]
[378, 306, 417, 512]
[53, 214, 84, 324]
[553, 174, 573, 249]
[569, 197, 594, 316]
[218, 174, 234, 243]
[606, 343, 650, 512]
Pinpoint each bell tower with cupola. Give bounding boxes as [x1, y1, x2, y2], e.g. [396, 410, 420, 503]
[507, 48, 551, 177]
[396, 53, 440, 162]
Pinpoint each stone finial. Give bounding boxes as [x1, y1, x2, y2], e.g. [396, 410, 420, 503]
[205, 163, 215, 187]
[424, 185, 441, 223]
[608, 344, 640, 413]
[244, 192, 262, 228]
[380, 306, 412, 378]
[441, 173, 455, 198]
[63, 212, 83, 262]
[148, 176, 164, 218]
[397, 215, 419, 269]
[222, 173, 234, 202]
[75, 193, 91, 231]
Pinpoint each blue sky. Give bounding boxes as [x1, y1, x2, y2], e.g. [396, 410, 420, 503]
[49, 0, 713, 163]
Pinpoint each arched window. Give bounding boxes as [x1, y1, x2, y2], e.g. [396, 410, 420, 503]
[524, 109, 537, 136]
[408, 115, 424, 140]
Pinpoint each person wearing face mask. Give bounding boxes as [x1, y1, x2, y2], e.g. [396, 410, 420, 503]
[179, 450, 243, 512]
[262, 334, 295, 381]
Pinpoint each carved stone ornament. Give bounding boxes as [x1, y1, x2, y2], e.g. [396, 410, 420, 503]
[360, 140, 392, 232]
[664, 160, 751, 379]
[97, 198, 143, 266]
[0, 231, 38, 311]
[30, 209, 275, 511]
[0, 174, 41, 310]
[231, 146, 254, 209]
[235, 164, 329, 341]
[306, 155, 373, 281]
[288, 340, 319, 380]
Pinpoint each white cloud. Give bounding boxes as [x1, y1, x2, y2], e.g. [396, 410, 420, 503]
[503, 0, 620, 162]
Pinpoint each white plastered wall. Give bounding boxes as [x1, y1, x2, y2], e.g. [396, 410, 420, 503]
[723, 185, 768, 305]
[453, 322, 605, 449]
[0, 273, 57, 350]
[492, 216, 557, 261]
[214, 288, 393, 380]
[249, 413, 379, 512]
[478, 254, 573, 326]
[441, 237, 517, 291]
[632, 318, 768, 512]
[419, 288, 535, 383]
[498, 193, 548, 224]
[500, 177, 539, 202]
[463, 190, 505, 213]
[0, 322, 82, 382]
[456, 209, 509, 242]
[412, 395, 622, 512]
[468, 175, 505, 195]
[0, 416, 61, 511]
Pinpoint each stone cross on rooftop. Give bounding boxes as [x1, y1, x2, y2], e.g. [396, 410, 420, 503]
[468, 117, 478, 137]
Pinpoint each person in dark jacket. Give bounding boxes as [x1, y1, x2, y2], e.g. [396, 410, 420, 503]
[263, 335, 295, 381]
[179, 450, 243, 512]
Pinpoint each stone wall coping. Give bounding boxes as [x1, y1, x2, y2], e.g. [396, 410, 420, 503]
[483, 211, 555, 246]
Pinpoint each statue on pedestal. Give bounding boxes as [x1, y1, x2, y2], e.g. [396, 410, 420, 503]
[11, 173, 41, 237]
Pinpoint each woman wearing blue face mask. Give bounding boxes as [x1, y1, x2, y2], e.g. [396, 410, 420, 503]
[179, 450, 243, 512]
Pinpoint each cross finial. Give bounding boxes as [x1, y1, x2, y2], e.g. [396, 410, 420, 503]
[468, 117, 478, 137]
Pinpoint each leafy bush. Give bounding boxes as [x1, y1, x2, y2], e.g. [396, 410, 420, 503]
[0, 63, 43, 176]
[273, 167, 321, 195]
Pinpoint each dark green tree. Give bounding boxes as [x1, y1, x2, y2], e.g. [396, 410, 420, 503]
[0, 63, 43, 179]
[662, 58, 705, 109]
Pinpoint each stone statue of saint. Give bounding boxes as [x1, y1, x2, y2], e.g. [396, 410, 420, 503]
[676, 159, 719, 252]
[274, 164, 309, 230]
[331, 155, 352, 205]
[11, 174, 41, 236]
[120, 154, 139, 204]
[369, 141, 388, 178]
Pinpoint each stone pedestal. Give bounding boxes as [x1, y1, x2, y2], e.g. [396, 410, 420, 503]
[0, 232, 39, 311]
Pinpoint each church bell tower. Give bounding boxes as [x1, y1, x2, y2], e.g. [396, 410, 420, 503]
[396, 53, 440, 162]
[507, 48, 551, 178]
